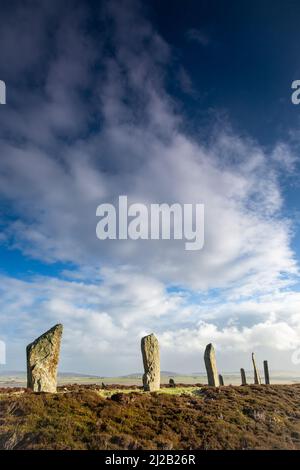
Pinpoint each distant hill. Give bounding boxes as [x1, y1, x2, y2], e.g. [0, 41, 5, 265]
[121, 371, 181, 378]
[0, 370, 191, 378]
[0, 370, 26, 376]
[0, 370, 99, 378]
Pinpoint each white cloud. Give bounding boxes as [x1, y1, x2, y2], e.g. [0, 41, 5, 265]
[0, 0, 299, 374]
[160, 319, 300, 353]
[1, 270, 300, 374]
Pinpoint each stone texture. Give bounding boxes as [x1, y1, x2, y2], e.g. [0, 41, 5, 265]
[219, 374, 224, 386]
[141, 333, 160, 391]
[27, 324, 63, 393]
[169, 378, 176, 388]
[240, 368, 247, 385]
[252, 352, 261, 385]
[263, 360, 270, 385]
[204, 343, 219, 387]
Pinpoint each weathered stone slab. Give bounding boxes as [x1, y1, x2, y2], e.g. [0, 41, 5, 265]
[27, 324, 63, 393]
[169, 378, 176, 388]
[263, 360, 270, 385]
[219, 374, 224, 386]
[240, 368, 247, 385]
[252, 352, 261, 385]
[204, 343, 219, 387]
[141, 333, 160, 391]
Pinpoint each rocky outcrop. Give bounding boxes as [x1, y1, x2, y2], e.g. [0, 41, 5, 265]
[141, 333, 160, 391]
[204, 343, 219, 387]
[27, 324, 63, 393]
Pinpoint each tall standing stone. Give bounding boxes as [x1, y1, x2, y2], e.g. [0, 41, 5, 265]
[252, 352, 261, 385]
[141, 333, 160, 391]
[219, 374, 224, 386]
[27, 324, 63, 393]
[240, 368, 247, 385]
[204, 343, 219, 387]
[263, 360, 270, 385]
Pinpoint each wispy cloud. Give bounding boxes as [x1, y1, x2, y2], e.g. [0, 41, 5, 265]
[186, 28, 211, 46]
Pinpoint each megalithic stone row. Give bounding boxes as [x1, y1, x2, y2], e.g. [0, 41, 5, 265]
[252, 352, 261, 385]
[141, 333, 160, 391]
[263, 360, 270, 384]
[204, 343, 220, 387]
[240, 368, 247, 385]
[27, 324, 63, 393]
[219, 374, 224, 386]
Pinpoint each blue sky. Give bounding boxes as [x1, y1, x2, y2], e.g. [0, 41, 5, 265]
[0, 0, 300, 375]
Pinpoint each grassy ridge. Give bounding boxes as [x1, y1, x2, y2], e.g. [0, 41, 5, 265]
[1, 384, 300, 449]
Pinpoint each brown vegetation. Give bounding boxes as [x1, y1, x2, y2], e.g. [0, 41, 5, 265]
[1, 384, 300, 450]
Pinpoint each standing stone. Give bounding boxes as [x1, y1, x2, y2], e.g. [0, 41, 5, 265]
[263, 360, 270, 385]
[252, 352, 261, 385]
[240, 368, 247, 385]
[141, 333, 160, 391]
[204, 343, 220, 387]
[27, 324, 63, 393]
[169, 378, 176, 388]
[219, 374, 224, 386]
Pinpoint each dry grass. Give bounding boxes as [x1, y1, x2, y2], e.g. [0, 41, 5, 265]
[1, 384, 300, 450]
